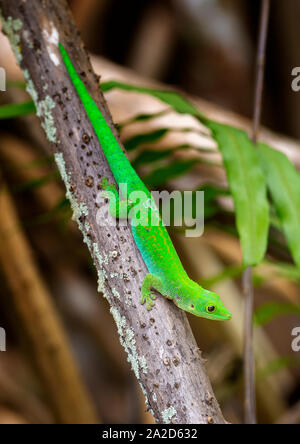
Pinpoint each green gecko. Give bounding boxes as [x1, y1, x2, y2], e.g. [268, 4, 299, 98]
[59, 43, 231, 321]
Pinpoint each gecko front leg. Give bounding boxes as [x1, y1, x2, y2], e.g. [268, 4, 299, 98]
[100, 181, 163, 312]
[141, 274, 164, 310]
[99, 178, 134, 219]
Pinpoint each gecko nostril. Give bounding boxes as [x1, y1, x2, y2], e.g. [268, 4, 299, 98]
[190, 304, 195, 309]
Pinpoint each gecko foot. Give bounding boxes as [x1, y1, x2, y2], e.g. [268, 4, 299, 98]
[140, 291, 157, 311]
[141, 274, 163, 311]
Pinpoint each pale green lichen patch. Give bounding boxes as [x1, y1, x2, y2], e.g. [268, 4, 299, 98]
[54, 152, 85, 220]
[39, 96, 57, 143]
[0, 12, 23, 63]
[112, 288, 121, 300]
[23, 70, 57, 143]
[0, 11, 56, 143]
[125, 289, 132, 307]
[92, 242, 108, 298]
[110, 307, 148, 380]
[93, 242, 108, 267]
[54, 152, 91, 251]
[162, 406, 177, 424]
[23, 69, 57, 143]
[23, 70, 38, 102]
[110, 272, 120, 279]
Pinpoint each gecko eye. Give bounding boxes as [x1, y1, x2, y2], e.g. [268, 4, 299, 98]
[206, 305, 216, 313]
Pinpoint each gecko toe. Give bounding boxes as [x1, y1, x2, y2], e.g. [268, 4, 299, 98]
[141, 292, 156, 311]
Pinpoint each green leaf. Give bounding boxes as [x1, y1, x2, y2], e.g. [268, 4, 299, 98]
[144, 160, 197, 188]
[101, 81, 204, 119]
[101, 79, 300, 268]
[258, 143, 300, 271]
[132, 149, 173, 168]
[254, 302, 300, 326]
[119, 109, 170, 129]
[207, 121, 269, 266]
[132, 145, 214, 168]
[124, 128, 168, 151]
[0, 100, 36, 119]
[201, 184, 229, 218]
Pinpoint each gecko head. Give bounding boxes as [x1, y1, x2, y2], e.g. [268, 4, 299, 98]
[174, 285, 232, 321]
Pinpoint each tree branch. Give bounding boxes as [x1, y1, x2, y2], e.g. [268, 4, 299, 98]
[0, 0, 226, 424]
[243, 0, 270, 425]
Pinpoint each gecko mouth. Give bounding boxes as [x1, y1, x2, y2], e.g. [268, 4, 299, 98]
[193, 311, 232, 321]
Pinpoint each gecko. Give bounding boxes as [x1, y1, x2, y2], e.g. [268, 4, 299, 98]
[59, 43, 231, 321]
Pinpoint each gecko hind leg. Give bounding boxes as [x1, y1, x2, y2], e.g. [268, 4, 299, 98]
[141, 274, 164, 311]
